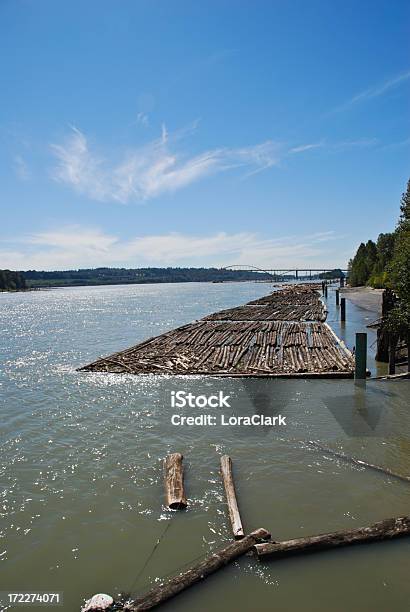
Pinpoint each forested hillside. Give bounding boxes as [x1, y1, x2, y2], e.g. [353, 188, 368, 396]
[23, 267, 274, 287]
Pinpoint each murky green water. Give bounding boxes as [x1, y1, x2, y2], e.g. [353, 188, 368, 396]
[1, 283, 409, 611]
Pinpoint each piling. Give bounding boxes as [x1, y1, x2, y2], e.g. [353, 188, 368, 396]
[354, 333, 367, 379]
[407, 332, 410, 374]
[335, 289, 340, 306]
[340, 297, 346, 322]
[389, 334, 396, 376]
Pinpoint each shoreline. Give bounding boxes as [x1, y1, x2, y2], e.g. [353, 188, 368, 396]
[340, 287, 383, 317]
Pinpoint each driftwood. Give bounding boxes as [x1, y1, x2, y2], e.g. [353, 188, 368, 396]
[308, 441, 410, 483]
[164, 453, 187, 509]
[123, 528, 271, 611]
[220, 456, 244, 539]
[254, 516, 410, 558]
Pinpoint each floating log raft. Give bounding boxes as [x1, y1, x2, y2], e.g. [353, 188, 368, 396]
[254, 516, 410, 559]
[79, 285, 354, 378]
[122, 528, 271, 611]
[206, 284, 327, 322]
[220, 455, 244, 539]
[164, 453, 187, 509]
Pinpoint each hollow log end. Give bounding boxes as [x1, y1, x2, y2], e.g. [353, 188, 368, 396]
[168, 499, 188, 510]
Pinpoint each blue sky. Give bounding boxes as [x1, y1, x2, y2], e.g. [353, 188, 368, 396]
[1, 0, 409, 270]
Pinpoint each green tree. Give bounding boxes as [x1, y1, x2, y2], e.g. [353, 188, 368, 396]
[386, 179, 410, 335]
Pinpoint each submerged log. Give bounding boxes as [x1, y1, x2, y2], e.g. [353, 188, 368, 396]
[124, 528, 271, 611]
[308, 441, 410, 483]
[254, 516, 410, 558]
[164, 453, 187, 509]
[220, 455, 244, 539]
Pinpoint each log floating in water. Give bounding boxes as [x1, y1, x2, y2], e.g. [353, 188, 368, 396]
[254, 516, 410, 559]
[123, 528, 271, 611]
[308, 441, 410, 483]
[220, 455, 244, 539]
[164, 453, 187, 509]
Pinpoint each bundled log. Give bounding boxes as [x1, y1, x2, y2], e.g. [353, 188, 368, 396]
[220, 456, 244, 539]
[123, 528, 271, 611]
[164, 453, 187, 509]
[254, 516, 410, 559]
[308, 441, 410, 483]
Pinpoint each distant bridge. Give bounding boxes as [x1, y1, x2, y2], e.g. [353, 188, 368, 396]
[223, 264, 348, 279]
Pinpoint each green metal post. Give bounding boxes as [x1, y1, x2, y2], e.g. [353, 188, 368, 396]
[340, 297, 346, 321]
[355, 332, 367, 379]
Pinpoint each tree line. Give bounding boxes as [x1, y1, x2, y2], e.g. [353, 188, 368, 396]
[348, 178, 410, 336]
[0, 269, 27, 291]
[22, 267, 275, 287]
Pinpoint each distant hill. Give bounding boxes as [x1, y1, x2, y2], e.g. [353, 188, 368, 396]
[319, 268, 345, 280]
[0, 269, 27, 291]
[22, 267, 276, 288]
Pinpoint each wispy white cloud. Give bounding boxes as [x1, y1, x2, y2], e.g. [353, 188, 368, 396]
[1, 226, 343, 270]
[136, 112, 149, 127]
[380, 137, 410, 150]
[331, 137, 378, 150]
[331, 69, 410, 113]
[50, 125, 379, 204]
[161, 123, 168, 144]
[290, 142, 324, 154]
[13, 155, 30, 181]
[50, 126, 283, 203]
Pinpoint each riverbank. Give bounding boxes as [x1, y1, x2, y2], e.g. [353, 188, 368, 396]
[340, 287, 383, 316]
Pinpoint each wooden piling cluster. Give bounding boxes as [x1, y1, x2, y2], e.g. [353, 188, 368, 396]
[79, 284, 355, 377]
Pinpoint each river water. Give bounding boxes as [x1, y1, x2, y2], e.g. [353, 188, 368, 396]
[1, 282, 409, 611]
